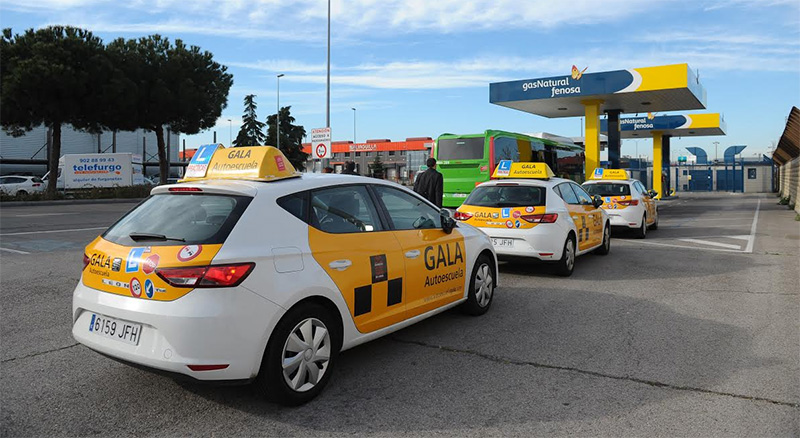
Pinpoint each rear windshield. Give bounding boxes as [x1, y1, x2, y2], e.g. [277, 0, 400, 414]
[464, 185, 546, 208]
[103, 193, 252, 246]
[437, 137, 485, 161]
[583, 183, 631, 197]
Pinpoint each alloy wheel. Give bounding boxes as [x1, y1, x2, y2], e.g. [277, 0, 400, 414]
[281, 317, 331, 393]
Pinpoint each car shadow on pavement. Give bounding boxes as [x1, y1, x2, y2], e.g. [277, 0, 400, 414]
[172, 287, 784, 435]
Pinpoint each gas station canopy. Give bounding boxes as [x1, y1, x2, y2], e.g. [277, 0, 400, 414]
[489, 63, 706, 118]
[600, 113, 726, 138]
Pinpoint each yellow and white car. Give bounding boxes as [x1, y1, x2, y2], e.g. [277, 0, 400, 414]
[582, 168, 658, 239]
[454, 161, 610, 277]
[72, 145, 497, 405]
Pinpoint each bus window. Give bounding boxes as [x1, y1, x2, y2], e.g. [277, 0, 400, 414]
[493, 136, 520, 162]
[437, 137, 484, 160]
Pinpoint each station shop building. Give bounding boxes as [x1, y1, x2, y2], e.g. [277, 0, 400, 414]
[302, 137, 433, 182]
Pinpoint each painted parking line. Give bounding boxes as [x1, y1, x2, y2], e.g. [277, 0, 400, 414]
[677, 238, 742, 250]
[0, 247, 31, 255]
[0, 226, 107, 237]
[618, 199, 761, 254]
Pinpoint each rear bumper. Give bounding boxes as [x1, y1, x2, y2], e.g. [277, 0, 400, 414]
[72, 280, 283, 381]
[480, 224, 568, 261]
[603, 207, 642, 228]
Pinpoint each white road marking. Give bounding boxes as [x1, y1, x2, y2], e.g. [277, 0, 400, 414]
[616, 239, 743, 253]
[744, 199, 761, 254]
[12, 213, 80, 217]
[678, 238, 742, 250]
[0, 247, 31, 254]
[728, 235, 751, 241]
[0, 226, 107, 236]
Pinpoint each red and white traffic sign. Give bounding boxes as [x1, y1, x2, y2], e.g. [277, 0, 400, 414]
[311, 127, 331, 160]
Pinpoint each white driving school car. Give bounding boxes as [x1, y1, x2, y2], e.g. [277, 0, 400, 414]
[454, 161, 610, 276]
[72, 145, 497, 405]
[582, 168, 658, 239]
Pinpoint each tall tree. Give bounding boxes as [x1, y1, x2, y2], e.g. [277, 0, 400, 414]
[0, 26, 107, 196]
[104, 35, 233, 183]
[369, 153, 386, 179]
[232, 94, 266, 147]
[265, 106, 309, 170]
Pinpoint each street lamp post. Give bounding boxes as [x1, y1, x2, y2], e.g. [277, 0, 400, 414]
[323, 0, 330, 168]
[227, 119, 232, 146]
[351, 108, 356, 143]
[277, 73, 284, 151]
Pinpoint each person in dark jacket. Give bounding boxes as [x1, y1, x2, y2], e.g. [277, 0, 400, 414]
[413, 158, 443, 208]
[341, 161, 358, 175]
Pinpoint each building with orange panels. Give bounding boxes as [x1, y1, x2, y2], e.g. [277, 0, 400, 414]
[302, 137, 433, 182]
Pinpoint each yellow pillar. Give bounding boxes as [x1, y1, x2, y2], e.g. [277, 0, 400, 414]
[652, 131, 663, 200]
[582, 99, 603, 181]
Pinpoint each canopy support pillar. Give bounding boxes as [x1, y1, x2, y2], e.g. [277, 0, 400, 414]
[606, 109, 621, 169]
[582, 99, 604, 181]
[652, 131, 663, 199]
[662, 134, 671, 196]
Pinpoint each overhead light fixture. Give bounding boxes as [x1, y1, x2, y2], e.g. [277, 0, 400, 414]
[557, 107, 568, 111]
[641, 101, 652, 105]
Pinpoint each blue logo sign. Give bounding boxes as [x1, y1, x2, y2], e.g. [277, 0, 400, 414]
[125, 247, 148, 273]
[192, 144, 218, 164]
[144, 279, 155, 299]
[501, 208, 510, 218]
[593, 168, 604, 178]
[515, 220, 521, 228]
[498, 160, 512, 172]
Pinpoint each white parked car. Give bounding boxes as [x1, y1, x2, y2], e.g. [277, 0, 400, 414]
[72, 146, 497, 405]
[0, 175, 45, 196]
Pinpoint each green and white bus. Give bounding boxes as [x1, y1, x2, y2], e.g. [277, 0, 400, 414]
[434, 130, 585, 208]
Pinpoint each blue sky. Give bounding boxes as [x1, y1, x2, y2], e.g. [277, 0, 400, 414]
[2, 0, 799, 160]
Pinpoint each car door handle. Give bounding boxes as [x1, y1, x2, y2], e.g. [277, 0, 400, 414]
[328, 259, 352, 271]
[404, 250, 421, 259]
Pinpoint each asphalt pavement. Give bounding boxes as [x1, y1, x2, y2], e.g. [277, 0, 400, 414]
[1, 193, 798, 436]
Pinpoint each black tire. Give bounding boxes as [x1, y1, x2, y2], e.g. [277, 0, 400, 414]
[255, 302, 341, 406]
[634, 215, 647, 239]
[593, 222, 611, 255]
[649, 209, 659, 230]
[16, 190, 28, 197]
[554, 235, 576, 277]
[461, 254, 495, 316]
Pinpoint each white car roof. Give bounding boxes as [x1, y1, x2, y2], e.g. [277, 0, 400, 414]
[151, 174, 411, 198]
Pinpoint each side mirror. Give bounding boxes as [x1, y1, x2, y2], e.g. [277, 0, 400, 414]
[648, 190, 658, 198]
[592, 195, 604, 208]
[440, 209, 456, 234]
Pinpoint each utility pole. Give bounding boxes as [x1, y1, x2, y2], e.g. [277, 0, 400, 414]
[713, 141, 720, 162]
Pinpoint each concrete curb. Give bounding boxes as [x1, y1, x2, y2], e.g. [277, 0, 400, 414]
[0, 198, 145, 208]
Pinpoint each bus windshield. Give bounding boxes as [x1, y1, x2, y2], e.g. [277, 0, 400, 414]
[437, 137, 484, 160]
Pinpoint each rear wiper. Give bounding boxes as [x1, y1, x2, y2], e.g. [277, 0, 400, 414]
[129, 232, 186, 242]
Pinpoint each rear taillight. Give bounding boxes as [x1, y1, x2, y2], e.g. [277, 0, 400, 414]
[83, 254, 89, 270]
[156, 263, 255, 288]
[617, 199, 639, 206]
[520, 213, 558, 223]
[32, 183, 41, 187]
[454, 211, 474, 221]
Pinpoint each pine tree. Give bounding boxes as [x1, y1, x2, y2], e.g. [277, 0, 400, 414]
[370, 153, 385, 178]
[265, 106, 309, 170]
[232, 94, 266, 147]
